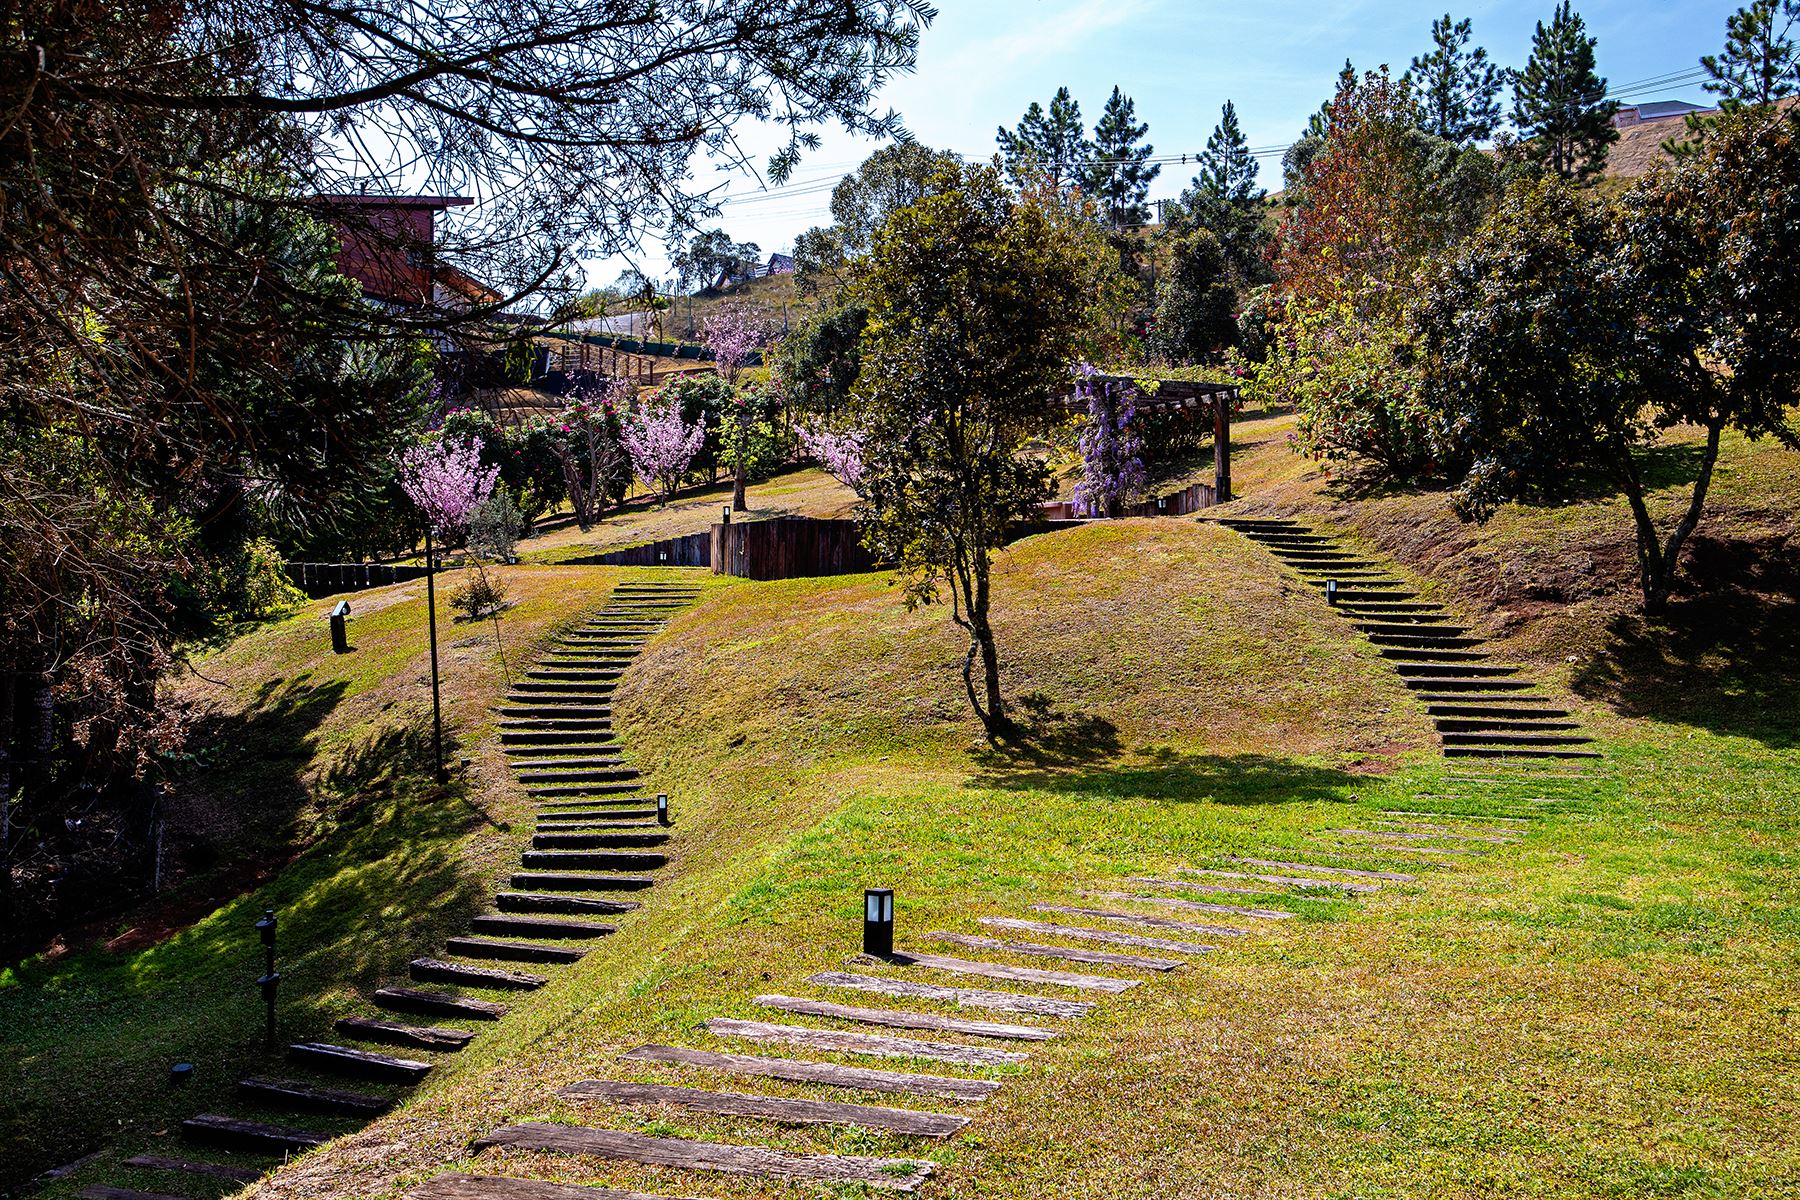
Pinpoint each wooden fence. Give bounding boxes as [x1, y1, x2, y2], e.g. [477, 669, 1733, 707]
[711, 518, 875, 581]
[1037, 481, 1220, 521]
[575, 531, 713, 568]
[287, 561, 438, 598]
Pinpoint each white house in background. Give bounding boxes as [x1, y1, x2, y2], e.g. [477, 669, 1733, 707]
[1614, 100, 1708, 129]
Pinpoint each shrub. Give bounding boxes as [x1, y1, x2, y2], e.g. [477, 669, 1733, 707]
[468, 491, 522, 562]
[448, 571, 509, 621]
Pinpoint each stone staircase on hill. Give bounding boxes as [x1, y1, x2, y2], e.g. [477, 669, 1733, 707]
[1215, 518, 1599, 761]
[72, 581, 701, 1200]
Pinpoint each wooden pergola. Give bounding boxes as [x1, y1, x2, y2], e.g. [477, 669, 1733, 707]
[1062, 375, 1240, 502]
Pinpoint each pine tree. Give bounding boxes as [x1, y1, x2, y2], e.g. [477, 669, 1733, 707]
[1511, 2, 1619, 180]
[996, 86, 1091, 191]
[1703, 0, 1800, 108]
[1406, 14, 1504, 144]
[1082, 86, 1160, 226]
[1306, 60, 1358, 138]
[1183, 101, 1269, 283]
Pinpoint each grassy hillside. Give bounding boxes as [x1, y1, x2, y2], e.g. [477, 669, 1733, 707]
[186, 520, 1799, 1199]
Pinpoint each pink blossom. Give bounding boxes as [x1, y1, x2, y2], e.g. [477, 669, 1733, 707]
[796, 422, 866, 491]
[703, 303, 768, 387]
[621, 398, 706, 500]
[398, 437, 499, 532]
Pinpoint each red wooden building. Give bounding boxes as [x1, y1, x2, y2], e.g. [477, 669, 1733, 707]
[310, 194, 498, 309]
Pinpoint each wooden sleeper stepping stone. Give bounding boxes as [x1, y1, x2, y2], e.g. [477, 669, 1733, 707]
[1226, 856, 1417, 881]
[181, 1113, 328, 1154]
[1337, 826, 1517, 844]
[561, 1079, 969, 1138]
[510, 873, 656, 893]
[411, 957, 548, 990]
[336, 1015, 475, 1052]
[123, 1155, 262, 1184]
[1032, 904, 1251, 939]
[80, 1188, 187, 1200]
[444, 936, 586, 964]
[1177, 867, 1380, 894]
[931, 931, 1183, 972]
[237, 1075, 392, 1117]
[806, 971, 1093, 1018]
[519, 850, 666, 872]
[497, 891, 640, 915]
[1098, 889, 1296, 919]
[531, 831, 669, 850]
[620, 1044, 999, 1102]
[753, 994, 1056, 1041]
[704, 1017, 1027, 1066]
[289, 1041, 433, 1083]
[469, 913, 617, 939]
[979, 916, 1215, 955]
[409, 1174, 708, 1200]
[474, 1123, 932, 1192]
[888, 949, 1138, 993]
[373, 986, 509, 1022]
[1127, 876, 1293, 899]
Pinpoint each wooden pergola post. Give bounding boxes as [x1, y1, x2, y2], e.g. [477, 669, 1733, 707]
[1214, 391, 1233, 502]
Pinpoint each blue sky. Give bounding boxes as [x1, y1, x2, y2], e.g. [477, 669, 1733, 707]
[592, 0, 1739, 288]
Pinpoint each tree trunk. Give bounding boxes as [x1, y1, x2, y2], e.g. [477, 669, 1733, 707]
[0, 669, 15, 959]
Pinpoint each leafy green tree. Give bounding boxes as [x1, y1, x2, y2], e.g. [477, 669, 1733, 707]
[774, 303, 869, 414]
[1181, 101, 1270, 284]
[1511, 2, 1619, 179]
[794, 143, 962, 297]
[997, 87, 1091, 191]
[1418, 109, 1800, 607]
[1406, 14, 1504, 144]
[673, 229, 763, 294]
[852, 164, 1120, 737]
[1083, 86, 1160, 226]
[1151, 230, 1238, 364]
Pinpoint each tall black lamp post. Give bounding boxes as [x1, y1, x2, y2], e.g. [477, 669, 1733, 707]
[423, 524, 446, 783]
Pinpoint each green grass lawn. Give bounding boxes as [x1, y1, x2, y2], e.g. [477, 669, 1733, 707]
[7, 483, 1798, 1197]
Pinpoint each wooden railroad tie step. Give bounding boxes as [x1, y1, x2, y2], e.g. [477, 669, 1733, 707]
[410, 957, 548, 990]
[561, 1079, 969, 1138]
[237, 1075, 392, 1117]
[372, 985, 508, 1022]
[474, 1122, 932, 1193]
[619, 1043, 999, 1102]
[443, 936, 587, 964]
[531, 831, 669, 850]
[80, 1188, 188, 1200]
[1031, 904, 1251, 939]
[930, 930, 1184, 972]
[509, 872, 657, 893]
[181, 1113, 329, 1154]
[469, 913, 617, 939]
[1178, 867, 1380, 894]
[408, 1173, 706, 1200]
[1223, 857, 1417, 882]
[289, 1041, 433, 1084]
[1335, 826, 1517, 844]
[519, 850, 666, 872]
[704, 1016, 1027, 1067]
[1100, 888, 1295, 919]
[888, 948, 1138, 993]
[978, 916, 1215, 955]
[123, 1155, 262, 1184]
[336, 1015, 475, 1052]
[496, 891, 641, 915]
[752, 994, 1056, 1041]
[806, 970, 1093, 1019]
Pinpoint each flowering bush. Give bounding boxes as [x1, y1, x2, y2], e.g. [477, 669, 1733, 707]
[796, 420, 866, 491]
[621, 397, 706, 500]
[551, 379, 633, 530]
[440, 405, 564, 523]
[398, 435, 499, 534]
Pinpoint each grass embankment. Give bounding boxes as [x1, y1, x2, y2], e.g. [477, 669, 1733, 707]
[518, 468, 856, 565]
[0, 565, 714, 1190]
[225, 519, 1794, 1198]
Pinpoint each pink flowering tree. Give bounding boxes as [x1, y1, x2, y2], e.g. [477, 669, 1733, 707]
[621, 397, 706, 501]
[705, 303, 771, 512]
[796, 422, 866, 494]
[553, 379, 634, 531]
[399, 436, 500, 540]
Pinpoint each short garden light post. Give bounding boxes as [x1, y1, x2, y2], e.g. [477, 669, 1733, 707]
[254, 907, 280, 1050]
[1325, 578, 1339, 606]
[721, 505, 731, 525]
[656, 793, 671, 827]
[863, 887, 895, 958]
[330, 600, 351, 655]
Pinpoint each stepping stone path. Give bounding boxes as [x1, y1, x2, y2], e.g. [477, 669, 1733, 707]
[1215, 517, 1601, 761]
[73, 582, 701, 1200]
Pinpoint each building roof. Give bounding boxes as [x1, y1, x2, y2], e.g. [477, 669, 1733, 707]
[311, 194, 475, 209]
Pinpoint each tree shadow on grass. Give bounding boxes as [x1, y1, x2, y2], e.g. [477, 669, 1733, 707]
[1572, 532, 1800, 748]
[971, 692, 1125, 771]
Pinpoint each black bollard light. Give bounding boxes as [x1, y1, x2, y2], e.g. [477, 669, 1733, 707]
[1326, 578, 1339, 606]
[656, 793, 671, 827]
[863, 887, 895, 958]
[721, 505, 731, 526]
[329, 600, 351, 654]
[169, 1062, 195, 1086]
[254, 907, 279, 1050]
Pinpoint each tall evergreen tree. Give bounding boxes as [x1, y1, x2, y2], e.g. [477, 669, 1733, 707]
[997, 87, 1091, 191]
[1511, 2, 1619, 180]
[1703, 0, 1800, 108]
[1406, 14, 1504, 144]
[1083, 86, 1160, 225]
[1183, 101, 1269, 283]
[1306, 60, 1359, 138]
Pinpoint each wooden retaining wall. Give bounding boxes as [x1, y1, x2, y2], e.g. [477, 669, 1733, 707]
[287, 561, 436, 598]
[711, 518, 875, 581]
[579, 531, 713, 568]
